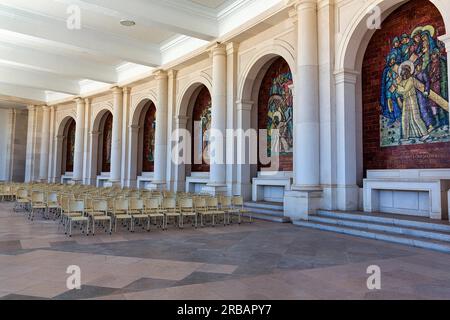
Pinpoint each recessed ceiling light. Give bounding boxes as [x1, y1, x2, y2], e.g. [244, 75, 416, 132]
[120, 19, 136, 27]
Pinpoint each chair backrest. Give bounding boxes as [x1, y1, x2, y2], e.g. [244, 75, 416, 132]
[194, 197, 206, 208]
[93, 199, 108, 212]
[232, 196, 244, 207]
[69, 200, 84, 213]
[129, 198, 144, 210]
[17, 189, 28, 199]
[114, 198, 129, 211]
[179, 198, 193, 209]
[85, 197, 93, 209]
[144, 198, 160, 210]
[31, 191, 45, 203]
[162, 198, 176, 209]
[220, 196, 232, 207]
[47, 192, 58, 203]
[207, 197, 219, 208]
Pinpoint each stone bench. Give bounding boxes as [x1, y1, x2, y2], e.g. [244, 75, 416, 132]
[185, 174, 209, 193]
[363, 178, 450, 220]
[137, 173, 154, 189]
[252, 172, 293, 203]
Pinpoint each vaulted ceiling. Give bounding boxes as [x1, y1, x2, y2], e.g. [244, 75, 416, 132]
[0, 0, 283, 106]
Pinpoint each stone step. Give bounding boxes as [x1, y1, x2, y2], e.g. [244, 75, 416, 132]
[244, 201, 284, 211]
[242, 212, 291, 223]
[293, 220, 450, 254]
[317, 210, 450, 233]
[309, 215, 450, 243]
[241, 201, 289, 223]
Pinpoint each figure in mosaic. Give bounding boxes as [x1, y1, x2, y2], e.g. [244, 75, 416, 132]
[380, 24, 449, 147]
[267, 70, 293, 156]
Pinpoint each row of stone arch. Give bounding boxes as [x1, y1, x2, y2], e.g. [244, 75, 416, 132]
[53, 0, 449, 194]
[55, 56, 295, 185]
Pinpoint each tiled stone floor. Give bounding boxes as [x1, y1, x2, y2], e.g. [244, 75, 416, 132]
[0, 202, 450, 300]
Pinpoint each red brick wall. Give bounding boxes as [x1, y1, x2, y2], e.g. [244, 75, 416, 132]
[258, 57, 293, 171]
[362, 0, 448, 173]
[191, 86, 211, 172]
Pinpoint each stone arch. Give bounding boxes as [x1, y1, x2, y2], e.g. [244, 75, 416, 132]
[90, 109, 113, 180]
[337, 0, 448, 71]
[335, 0, 449, 190]
[237, 41, 296, 103]
[128, 98, 157, 187]
[53, 115, 76, 182]
[176, 74, 212, 118]
[173, 80, 212, 192]
[361, 0, 449, 175]
[236, 52, 295, 201]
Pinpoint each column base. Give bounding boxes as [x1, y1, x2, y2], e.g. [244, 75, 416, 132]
[202, 184, 228, 196]
[284, 188, 323, 221]
[336, 185, 359, 211]
[69, 179, 82, 185]
[238, 183, 252, 201]
[147, 181, 166, 191]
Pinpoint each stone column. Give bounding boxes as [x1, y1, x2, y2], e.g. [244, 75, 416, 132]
[226, 42, 239, 196]
[127, 124, 140, 188]
[335, 69, 359, 210]
[203, 44, 227, 195]
[54, 134, 64, 183]
[25, 105, 36, 182]
[173, 115, 189, 192]
[236, 100, 254, 200]
[38, 106, 51, 182]
[72, 98, 85, 183]
[4, 108, 15, 181]
[110, 86, 123, 185]
[48, 106, 56, 182]
[166, 70, 177, 191]
[83, 98, 91, 184]
[318, 0, 338, 210]
[284, 0, 322, 220]
[150, 71, 169, 190]
[121, 88, 131, 187]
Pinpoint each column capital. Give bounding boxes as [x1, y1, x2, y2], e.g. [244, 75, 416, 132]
[84, 97, 90, 105]
[208, 42, 227, 57]
[334, 69, 359, 85]
[42, 105, 50, 112]
[74, 97, 85, 106]
[129, 124, 140, 132]
[317, 0, 334, 10]
[111, 86, 123, 95]
[226, 42, 239, 55]
[153, 69, 168, 80]
[167, 69, 178, 79]
[236, 99, 254, 111]
[288, 8, 298, 24]
[175, 115, 189, 126]
[27, 105, 36, 111]
[122, 87, 131, 95]
[288, 0, 317, 11]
